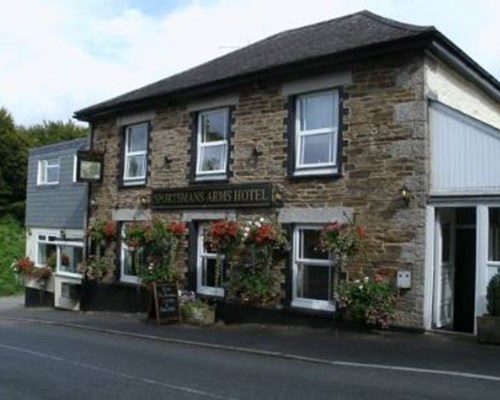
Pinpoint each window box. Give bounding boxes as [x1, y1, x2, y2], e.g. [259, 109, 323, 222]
[80, 280, 149, 312]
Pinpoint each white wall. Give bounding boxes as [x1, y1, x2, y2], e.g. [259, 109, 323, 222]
[430, 103, 500, 195]
[425, 56, 500, 130]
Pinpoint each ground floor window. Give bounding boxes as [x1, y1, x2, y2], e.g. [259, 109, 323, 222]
[58, 245, 83, 275]
[488, 207, 500, 281]
[197, 223, 224, 297]
[36, 234, 83, 278]
[120, 224, 143, 284]
[488, 208, 500, 262]
[292, 225, 335, 311]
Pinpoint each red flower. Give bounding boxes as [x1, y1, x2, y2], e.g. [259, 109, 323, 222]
[103, 220, 116, 238]
[356, 224, 367, 239]
[374, 273, 384, 283]
[61, 254, 70, 266]
[168, 221, 187, 237]
[254, 224, 274, 244]
[15, 257, 35, 274]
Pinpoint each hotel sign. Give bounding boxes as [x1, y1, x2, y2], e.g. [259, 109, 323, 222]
[151, 183, 273, 210]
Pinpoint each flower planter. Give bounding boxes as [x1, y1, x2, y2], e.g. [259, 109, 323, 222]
[477, 316, 500, 344]
[80, 280, 149, 313]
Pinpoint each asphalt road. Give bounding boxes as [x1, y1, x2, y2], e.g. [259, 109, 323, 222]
[0, 319, 498, 400]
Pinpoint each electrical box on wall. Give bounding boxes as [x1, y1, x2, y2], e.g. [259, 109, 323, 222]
[397, 270, 411, 289]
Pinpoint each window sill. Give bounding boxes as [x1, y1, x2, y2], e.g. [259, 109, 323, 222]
[291, 299, 335, 312]
[191, 176, 228, 185]
[197, 288, 224, 298]
[119, 181, 147, 189]
[55, 272, 82, 280]
[288, 171, 342, 181]
[36, 183, 60, 187]
[120, 277, 140, 286]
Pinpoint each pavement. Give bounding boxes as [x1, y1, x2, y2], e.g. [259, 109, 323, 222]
[1, 295, 500, 381]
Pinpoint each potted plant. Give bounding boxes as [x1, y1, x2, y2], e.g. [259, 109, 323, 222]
[335, 274, 398, 329]
[180, 291, 215, 326]
[477, 274, 500, 344]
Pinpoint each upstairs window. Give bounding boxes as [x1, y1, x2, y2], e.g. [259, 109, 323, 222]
[293, 90, 340, 176]
[196, 108, 229, 179]
[123, 122, 148, 185]
[38, 158, 60, 185]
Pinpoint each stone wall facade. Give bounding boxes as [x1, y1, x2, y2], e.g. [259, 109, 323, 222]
[89, 51, 429, 328]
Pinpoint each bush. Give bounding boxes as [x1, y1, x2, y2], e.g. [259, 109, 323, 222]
[0, 215, 25, 295]
[336, 275, 398, 329]
[487, 274, 500, 317]
[179, 291, 215, 325]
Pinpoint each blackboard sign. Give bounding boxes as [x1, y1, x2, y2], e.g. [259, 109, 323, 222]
[149, 282, 180, 325]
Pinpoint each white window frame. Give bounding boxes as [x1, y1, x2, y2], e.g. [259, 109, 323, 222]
[292, 225, 335, 311]
[197, 223, 224, 297]
[37, 158, 60, 185]
[294, 90, 339, 175]
[36, 233, 83, 279]
[123, 122, 148, 185]
[120, 224, 140, 284]
[196, 108, 229, 178]
[72, 155, 77, 183]
[487, 207, 500, 280]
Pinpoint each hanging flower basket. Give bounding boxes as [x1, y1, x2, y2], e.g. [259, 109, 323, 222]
[87, 218, 117, 244]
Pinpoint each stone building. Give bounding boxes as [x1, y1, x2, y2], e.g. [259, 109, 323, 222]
[74, 11, 500, 332]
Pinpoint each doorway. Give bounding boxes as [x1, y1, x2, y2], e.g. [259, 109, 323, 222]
[433, 207, 476, 333]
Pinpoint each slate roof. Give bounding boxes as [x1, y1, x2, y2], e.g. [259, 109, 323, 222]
[73, 10, 496, 119]
[29, 137, 88, 156]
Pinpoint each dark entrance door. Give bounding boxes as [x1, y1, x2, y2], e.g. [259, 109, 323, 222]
[453, 208, 476, 333]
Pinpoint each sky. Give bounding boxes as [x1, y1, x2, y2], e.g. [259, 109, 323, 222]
[1, 0, 499, 126]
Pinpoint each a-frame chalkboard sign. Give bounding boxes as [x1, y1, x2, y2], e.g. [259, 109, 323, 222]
[149, 282, 181, 326]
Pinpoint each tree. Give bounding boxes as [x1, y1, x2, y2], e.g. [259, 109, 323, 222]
[0, 108, 89, 221]
[0, 108, 30, 219]
[17, 120, 88, 147]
